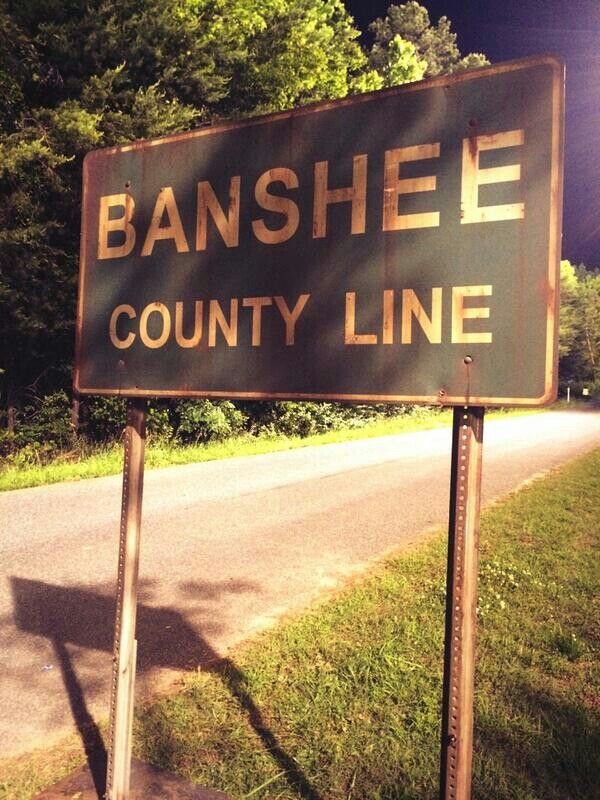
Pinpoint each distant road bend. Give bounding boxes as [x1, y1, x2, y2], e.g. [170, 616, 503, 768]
[1, 409, 599, 758]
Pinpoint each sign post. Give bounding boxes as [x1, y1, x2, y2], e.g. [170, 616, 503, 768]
[440, 406, 484, 800]
[106, 399, 147, 800]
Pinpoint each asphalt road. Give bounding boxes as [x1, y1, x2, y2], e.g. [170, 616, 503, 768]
[1, 409, 599, 760]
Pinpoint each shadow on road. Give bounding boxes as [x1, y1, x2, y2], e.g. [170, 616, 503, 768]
[10, 576, 322, 800]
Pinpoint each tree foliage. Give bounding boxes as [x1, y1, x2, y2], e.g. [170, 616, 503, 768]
[368, 1, 488, 79]
[559, 260, 580, 359]
[376, 35, 427, 88]
[214, 0, 382, 114]
[559, 260, 600, 394]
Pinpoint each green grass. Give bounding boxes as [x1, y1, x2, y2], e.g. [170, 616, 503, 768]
[1, 447, 598, 799]
[0, 406, 542, 492]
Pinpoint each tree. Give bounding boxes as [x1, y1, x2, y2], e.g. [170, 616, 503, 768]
[0, 8, 91, 428]
[577, 269, 600, 387]
[559, 260, 580, 359]
[368, 2, 488, 80]
[213, 0, 382, 115]
[375, 35, 427, 88]
[559, 260, 600, 394]
[0, 6, 38, 129]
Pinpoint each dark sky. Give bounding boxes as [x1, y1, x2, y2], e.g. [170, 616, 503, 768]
[345, 0, 600, 267]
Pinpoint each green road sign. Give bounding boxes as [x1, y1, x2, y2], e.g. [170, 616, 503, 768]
[75, 56, 564, 406]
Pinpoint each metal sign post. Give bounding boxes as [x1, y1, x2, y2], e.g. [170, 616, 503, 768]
[106, 398, 147, 800]
[440, 406, 485, 800]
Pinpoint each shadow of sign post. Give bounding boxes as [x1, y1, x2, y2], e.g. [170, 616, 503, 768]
[10, 575, 231, 798]
[12, 577, 321, 800]
[68, 56, 563, 800]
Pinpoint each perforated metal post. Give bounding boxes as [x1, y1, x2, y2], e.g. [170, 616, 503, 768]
[440, 406, 485, 800]
[106, 399, 147, 800]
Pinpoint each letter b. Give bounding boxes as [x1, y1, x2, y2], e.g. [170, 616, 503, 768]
[98, 194, 136, 260]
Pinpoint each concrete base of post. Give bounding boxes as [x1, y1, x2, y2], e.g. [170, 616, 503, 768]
[34, 757, 231, 799]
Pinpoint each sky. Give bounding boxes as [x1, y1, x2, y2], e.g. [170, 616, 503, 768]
[345, 0, 600, 267]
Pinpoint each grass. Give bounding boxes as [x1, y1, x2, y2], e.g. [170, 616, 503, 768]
[1, 447, 598, 799]
[0, 406, 544, 492]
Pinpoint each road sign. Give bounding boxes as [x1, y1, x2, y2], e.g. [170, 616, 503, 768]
[75, 56, 563, 406]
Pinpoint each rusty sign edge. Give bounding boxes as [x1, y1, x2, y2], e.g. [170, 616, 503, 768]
[80, 54, 564, 162]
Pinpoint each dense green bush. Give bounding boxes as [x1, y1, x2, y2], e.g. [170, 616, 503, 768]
[175, 399, 247, 444]
[146, 405, 174, 443]
[86, 397, 127, 440]
[265, 402, 345, 438]
[338, 402, 412, 427]
[0, 390, 73, 462]
[0, 389, 431, 468]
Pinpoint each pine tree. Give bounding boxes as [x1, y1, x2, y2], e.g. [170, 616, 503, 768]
[368, 1, 488, 79]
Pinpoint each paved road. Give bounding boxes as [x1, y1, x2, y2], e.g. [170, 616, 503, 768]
[1, 409, 599, 759]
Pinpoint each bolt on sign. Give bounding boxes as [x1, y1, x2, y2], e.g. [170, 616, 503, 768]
[74, 56, 564, 406]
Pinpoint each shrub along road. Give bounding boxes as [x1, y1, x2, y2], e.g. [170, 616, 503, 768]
[1, 409, 599, 762]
